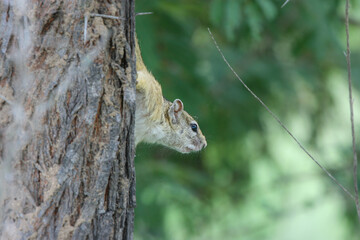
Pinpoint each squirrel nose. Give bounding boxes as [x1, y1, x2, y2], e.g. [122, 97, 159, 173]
[202, 141, 207, 149]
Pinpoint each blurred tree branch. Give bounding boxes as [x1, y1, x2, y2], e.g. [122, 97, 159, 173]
[344, 0, 360, 224]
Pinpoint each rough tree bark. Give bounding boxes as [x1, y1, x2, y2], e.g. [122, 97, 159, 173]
[0, 0, 136, 239]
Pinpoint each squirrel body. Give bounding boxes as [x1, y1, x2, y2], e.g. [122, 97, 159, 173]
[135, 38, 207, 153]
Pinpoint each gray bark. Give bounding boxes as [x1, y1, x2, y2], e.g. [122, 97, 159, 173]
[0, 0, 136, 239]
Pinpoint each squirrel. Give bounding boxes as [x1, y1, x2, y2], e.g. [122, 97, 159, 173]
[134, 37, 207, 153]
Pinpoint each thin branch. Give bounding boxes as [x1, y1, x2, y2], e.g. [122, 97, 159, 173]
[89, 13, 124, 20]
[136, 12, 153, 16]
[84, 12, 152, 44]
[0, 94, 13, 105]
[345, 0, 360, 222]
[281, 0, 291, 8]
[207, 28, 355, 201]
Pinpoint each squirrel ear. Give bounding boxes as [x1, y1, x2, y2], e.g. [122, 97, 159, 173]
[173, 99, 183, 113]
[169, 99, 183, 124]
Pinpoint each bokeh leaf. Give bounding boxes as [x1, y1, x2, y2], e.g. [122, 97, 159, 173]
[225, 0, 241, 41]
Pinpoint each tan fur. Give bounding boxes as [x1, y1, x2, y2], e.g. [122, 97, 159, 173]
[136, 71, 164, 122]
[135, 37, 207, 153]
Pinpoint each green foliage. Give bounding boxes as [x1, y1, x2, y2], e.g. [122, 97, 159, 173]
[135, 0, 360, 239]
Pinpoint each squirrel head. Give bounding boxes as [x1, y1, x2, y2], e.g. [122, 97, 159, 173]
[134, 41, 207, 153]
[161, 99, 207, 153]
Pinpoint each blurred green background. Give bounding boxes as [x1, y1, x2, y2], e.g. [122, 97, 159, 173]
[135, 0, 360, 239]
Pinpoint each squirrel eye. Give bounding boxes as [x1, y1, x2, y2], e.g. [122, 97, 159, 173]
[190, 123, 198, 132]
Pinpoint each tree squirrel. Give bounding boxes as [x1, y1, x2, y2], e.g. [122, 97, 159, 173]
[135, 38, 207, 153]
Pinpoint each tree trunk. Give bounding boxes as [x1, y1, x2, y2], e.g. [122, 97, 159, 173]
[0, 0, 136, 239]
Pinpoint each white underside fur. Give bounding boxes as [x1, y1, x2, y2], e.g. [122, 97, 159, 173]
[135, 98, 166, 146]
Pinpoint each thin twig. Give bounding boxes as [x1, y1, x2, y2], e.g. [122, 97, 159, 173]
[84, 12, 152, 44]
[281, 0, 291, 8]
[0, 94, 13, 105]
[345, 0, 360, 222]
[89, 13, 124, 20]
[207, 28, 355, 200]
[136, 12, 153, 16]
